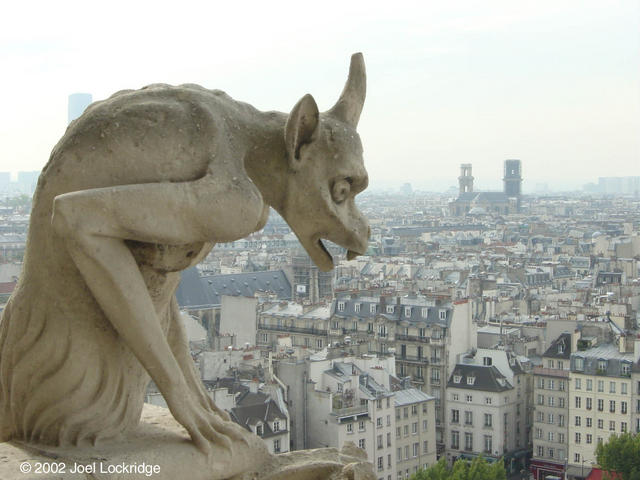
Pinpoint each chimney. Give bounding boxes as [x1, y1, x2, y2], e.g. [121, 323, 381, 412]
[249, 378, 259, 394]
[634, 336, 640, 363]
[571, 329, 581, 353]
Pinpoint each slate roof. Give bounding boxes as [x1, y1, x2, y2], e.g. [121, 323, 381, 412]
[394, 388, 434, 406]
[543, 333, 572, 359]
[447, 364, 512, 392]
[176, 267, 291, 308]
[230, 391, 288, 438]
[332, 295, 451, 327]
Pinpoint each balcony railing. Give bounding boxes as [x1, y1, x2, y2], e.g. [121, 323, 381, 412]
[532, 366, 569, 378]
[331, 405, 369, 419]
[258, 323, 327, 335]
[396, 334, 430, 344]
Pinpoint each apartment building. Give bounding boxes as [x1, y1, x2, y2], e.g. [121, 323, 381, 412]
[531, 333, 571, 480]
[568, 336, 639, 479]
[445, 362, 528, 476]
[394, 389, 437, 479]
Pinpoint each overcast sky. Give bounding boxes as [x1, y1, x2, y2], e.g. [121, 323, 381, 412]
[1, 0, 638, 191]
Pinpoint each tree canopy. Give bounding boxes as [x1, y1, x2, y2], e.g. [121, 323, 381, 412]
[595, 433, 640, 480]
[410, 457, 507, 480]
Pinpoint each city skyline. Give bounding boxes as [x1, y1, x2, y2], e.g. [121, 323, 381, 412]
[1, 1, 638, 190]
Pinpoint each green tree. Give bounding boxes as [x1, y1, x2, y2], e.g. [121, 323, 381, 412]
[595, 433, 640, 480]
[410, 457, 506, 480]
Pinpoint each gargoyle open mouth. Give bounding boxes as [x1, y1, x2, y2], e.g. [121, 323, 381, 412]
[316, 238, 363, 267]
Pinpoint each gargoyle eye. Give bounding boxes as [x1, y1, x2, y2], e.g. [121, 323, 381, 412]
[332, 178, 351, 204]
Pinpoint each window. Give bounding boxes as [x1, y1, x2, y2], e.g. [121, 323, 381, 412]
[377, 457, 383, 471]
[598, 399, 604, 411]
[396, 426, 400, 438]
[586, 379, 592, 391]
[586, 434, 592, 444]
[411, 405, 418, 416]
[598, 419, 603, 429]
[439, 310, 446, 320]
[273, 421, 280, 432]
[536, 411, 544, 422]
[388, 454, 392, 468]
[452, 393, 459, 401]
[575, 396, 581, 408]
[559, 397, 565, 408]
[536, 428, 542, 439]
[423, 420, 428, 431]
[575, 432, 581, 444]
[386, 305, 394, 314]
[575, 416, 581, 427]
[558, 415, 565, 427]
[377, 417, 383, 428]
[451, 431, 459, 449]
[387, 432, 391, 447]
[622, 401, 628, 414]
[370, 304, 376, 314]
[598, 380, 604, 392]
[575, 357, 584, 370]
[537, 446, 544, 457]
[484, 435, 492, 453]
[586, 398, 592, 410]
[354, 303, 361, 313]
[537, 394, 545, 405]
[453, 375, 461, 383]
[412, 422, 418, 434]
[404, 307, 412, 317]
[559, 380, 565, 391]
[483, 357, 493, 366]
[412, 442, 419, 457]
[423, 441, 428, 454]
[274, 439, 281, 453]
[403, 407, 408, 418]
[598, 359, 607, 371]
[548, 413, 555, 424]
[610, 401, 616, 413]
[256, 424, 263, 436]
[466, 395, 473, 403]
[422, 403, 427, 414]
[316, 339, 323, 349]
[559, 433, 565, 443]
[467, 376, 476, 386]
[359, 439, 365, 449]
[548, 448, 555, 459]
[485, 397, 492, 405]
[464, 411, 473, 425]
[549, 379, 555, 390]
[609, 421, 616, 431]
[396, 448, 401, 462]
[548, 431, 554, 442]
[464, 432, 473, 451]
[621, 422, 627, 433]
[622, 383, 628, 395]
[548, 396, 555, 407]
[377, 434, 383, 450]
[421, 308, 428, 318]
[586, 417, 592, 427]
[451, 409, 459, 423]
[347, 423, 353, 433]
[537, 377, 545, 389]
[558, 361, 564, 369]
[338, 301, 345, 311]
[575, 453, 581, 463]
[548, 359, 555, 369]
[484, 414, 492, 427]
[575, 378, 581, 390]
[404, 425, 409, 436]
[610, 382, 616, 394]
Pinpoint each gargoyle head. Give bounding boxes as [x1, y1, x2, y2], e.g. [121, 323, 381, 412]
[280, 53, 370, 272]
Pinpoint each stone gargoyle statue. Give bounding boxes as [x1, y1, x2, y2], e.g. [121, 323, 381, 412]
[0, 54, 373, 479]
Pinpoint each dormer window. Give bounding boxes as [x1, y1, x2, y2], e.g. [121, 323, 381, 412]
[598, 359, 608, 372]
[273, 420, 280, 432]
[575, 357, 584, 371]
[370, 304, 376, 314]
[354, 303, 361, 313]
[454, 375, 462, 383]
[421, 308, 428, 318]
[404, 307, 412, 317]
[337, 301, 345, 312]
[256, 424, 263, 436]
[386, 305, 394, 314]
[483, 357, 492, 366]
[467, 376, 476, 385]
[439, 310, 446, 320]
[622, 362, 631, 376]
[558, 343, 564, 354]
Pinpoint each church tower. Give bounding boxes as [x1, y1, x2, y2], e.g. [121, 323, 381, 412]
[503, 159, 522, 197]
[458, 164, 474, 195]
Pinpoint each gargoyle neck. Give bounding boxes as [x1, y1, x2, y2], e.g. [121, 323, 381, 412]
[243, 111, 289, 211]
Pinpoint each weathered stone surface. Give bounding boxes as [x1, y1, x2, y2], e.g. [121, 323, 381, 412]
[0, 405, 375, 479]
[0, 54, 370, 479]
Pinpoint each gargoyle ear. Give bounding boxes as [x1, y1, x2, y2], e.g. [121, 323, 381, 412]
[285, 94, 319, 169]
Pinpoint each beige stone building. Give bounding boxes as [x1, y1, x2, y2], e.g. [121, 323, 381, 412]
[394, 389, 436, 479]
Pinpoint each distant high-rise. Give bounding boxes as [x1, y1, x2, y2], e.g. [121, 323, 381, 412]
[503, 159, 522, 197]
[68, 93, 92, 124]
[458, 164, 474, 194]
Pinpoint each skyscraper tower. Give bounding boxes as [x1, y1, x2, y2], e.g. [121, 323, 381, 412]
[458, 163, 474, 195]
[503, 159, 522, 197]
[68, 93, 93, 124]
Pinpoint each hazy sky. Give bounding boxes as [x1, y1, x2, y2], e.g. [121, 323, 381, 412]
[1, 0, 638, 191]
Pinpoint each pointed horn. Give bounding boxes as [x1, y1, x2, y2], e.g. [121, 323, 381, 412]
[327, 52, 366, 127]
